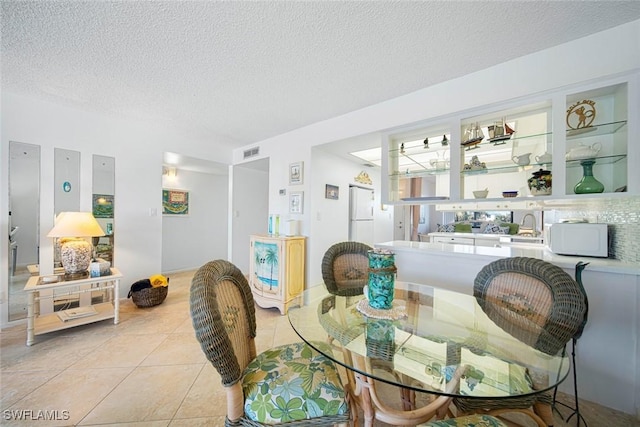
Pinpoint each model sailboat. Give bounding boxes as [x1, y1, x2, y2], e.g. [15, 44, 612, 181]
[461, 122, 484, 150]
[488, 118, 515, 144]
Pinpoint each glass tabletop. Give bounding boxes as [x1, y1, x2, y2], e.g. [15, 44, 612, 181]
[288, 282, 571, 400]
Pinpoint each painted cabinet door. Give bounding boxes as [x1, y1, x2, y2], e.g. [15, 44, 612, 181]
[249, 234, 306, 315]
[250, 237, 282, 300]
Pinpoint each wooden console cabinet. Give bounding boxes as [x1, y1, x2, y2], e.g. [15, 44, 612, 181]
[249, 234, 305, 315]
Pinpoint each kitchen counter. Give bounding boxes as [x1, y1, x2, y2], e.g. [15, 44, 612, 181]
[377, 240, 639, 275]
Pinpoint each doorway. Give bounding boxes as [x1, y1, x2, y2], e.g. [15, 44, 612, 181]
[231, 158, 269, 273]
[161, 152, 230, 272]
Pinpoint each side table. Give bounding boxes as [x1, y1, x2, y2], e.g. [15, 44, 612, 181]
[23, 268, 123, 346]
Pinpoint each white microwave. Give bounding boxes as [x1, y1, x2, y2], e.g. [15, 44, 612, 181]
[547, 223, 609, 257]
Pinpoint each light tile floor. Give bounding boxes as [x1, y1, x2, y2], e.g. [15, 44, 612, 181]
[1, 270, 637, 426]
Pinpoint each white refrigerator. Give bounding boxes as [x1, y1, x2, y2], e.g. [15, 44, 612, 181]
[349, 187, 374, 245]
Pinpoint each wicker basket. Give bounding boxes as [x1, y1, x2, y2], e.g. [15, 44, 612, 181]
[129, 285, 168, 308]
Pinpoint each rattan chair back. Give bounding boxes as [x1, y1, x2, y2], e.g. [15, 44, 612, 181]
[321, 241, 372, 296]
[190, 259, 257, 386]
[474, 257, 587, 356]
[191, 260, 351, 426]
[455, 257, 589, 427]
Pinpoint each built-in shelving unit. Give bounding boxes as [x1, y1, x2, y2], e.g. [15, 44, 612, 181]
[382, 72, 637, 209]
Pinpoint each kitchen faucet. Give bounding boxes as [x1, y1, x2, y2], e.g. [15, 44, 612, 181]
[518, 213, 538, 237]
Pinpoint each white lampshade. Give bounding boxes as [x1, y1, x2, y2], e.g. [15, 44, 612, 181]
[48, 212, 105, 276]
[47, 212, 105, 238]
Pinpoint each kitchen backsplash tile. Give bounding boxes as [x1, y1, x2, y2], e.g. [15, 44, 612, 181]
[545, 197, 640, 263]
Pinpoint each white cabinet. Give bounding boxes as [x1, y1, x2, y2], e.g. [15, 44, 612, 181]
[435, 200, 542, 211]
[431, 236, 474, 245]
[382, 71, 638, 206]
[473, 238, 501, 247]
[429, 233, 544, 247]
[459, 100, 552, 200]
[249, 234, 306, 315]
[435, 202, 476, 211]
[386, 125, 452, 203]
[563, 81, 632, 196]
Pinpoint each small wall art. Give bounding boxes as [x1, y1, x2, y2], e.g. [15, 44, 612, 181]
[289, 161, 304, 185]
[162, 188, 189, 215]
[325, 184, 339, 200]
[355, 171, 372, 185]
[289, 191, 303, 214]
[92, 194, 114, 218]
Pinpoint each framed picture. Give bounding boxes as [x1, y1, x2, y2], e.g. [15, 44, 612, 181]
[92, 194, 114, 218]
[325, 184, 339, 200]
[162, 189, 189, 215]
[289, 191, 303, 214]
[289, 161, 304, 185]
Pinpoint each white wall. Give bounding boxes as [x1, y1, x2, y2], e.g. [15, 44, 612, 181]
[161, 169, 228, 272]
[308, 148, 393, 287]
[1, 92, 236, 326]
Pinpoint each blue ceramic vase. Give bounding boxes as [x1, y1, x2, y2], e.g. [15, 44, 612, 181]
[367, 250, 397, 309]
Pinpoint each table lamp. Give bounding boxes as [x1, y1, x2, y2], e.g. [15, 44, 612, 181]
[47, 212, 105, 277]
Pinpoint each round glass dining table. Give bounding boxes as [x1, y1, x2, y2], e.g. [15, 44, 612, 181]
[288, 282, 571, 426]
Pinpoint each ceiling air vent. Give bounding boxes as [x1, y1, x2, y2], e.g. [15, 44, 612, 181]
[243, 147, 259, 159]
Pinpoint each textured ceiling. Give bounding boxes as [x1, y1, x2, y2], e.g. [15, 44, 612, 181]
[3, 1, 640, 148]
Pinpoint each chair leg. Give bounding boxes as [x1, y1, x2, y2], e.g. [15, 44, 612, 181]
[533, 402, 554, 426]
[553, 339, 588, 427]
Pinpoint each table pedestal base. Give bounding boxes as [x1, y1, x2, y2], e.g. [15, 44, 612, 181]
[348, 352, 465, 426]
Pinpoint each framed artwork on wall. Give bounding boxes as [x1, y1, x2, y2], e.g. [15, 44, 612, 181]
[289, 191, 303, 214]
[162, 188, 189, 215]
[92, 194, 114, 218]
[325, 184, 339, 200]
[289, 161, 303, 185]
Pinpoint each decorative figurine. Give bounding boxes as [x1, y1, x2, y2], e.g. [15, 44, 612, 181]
[461, 122, 484, 150]
[566, 99, 597, 135]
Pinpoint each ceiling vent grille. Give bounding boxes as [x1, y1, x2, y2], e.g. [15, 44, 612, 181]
[243, 147, 259, 159]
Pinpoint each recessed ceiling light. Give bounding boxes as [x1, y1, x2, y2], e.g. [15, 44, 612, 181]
[350, 148, 381, 166]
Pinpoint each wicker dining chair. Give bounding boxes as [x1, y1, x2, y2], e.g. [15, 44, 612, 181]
[190, 259, 350, 426]
[321, 241, 372, 296]
[453, 257, 588, 427]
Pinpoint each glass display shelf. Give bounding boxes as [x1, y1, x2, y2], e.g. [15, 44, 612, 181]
[389, 134, 451, 179]
[461, 130, 552, 151]
[460, 164, 552, 176]
[566, 120, 627, 140]
[565, 154, 627, 168]
[389, 136, 450, 155]
[389, 167, 450, 178]
[400, 196, 450, 202]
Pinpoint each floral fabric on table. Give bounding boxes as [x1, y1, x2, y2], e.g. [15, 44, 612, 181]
[242, 341, 349, 424]
[420, 414, 508, 427]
